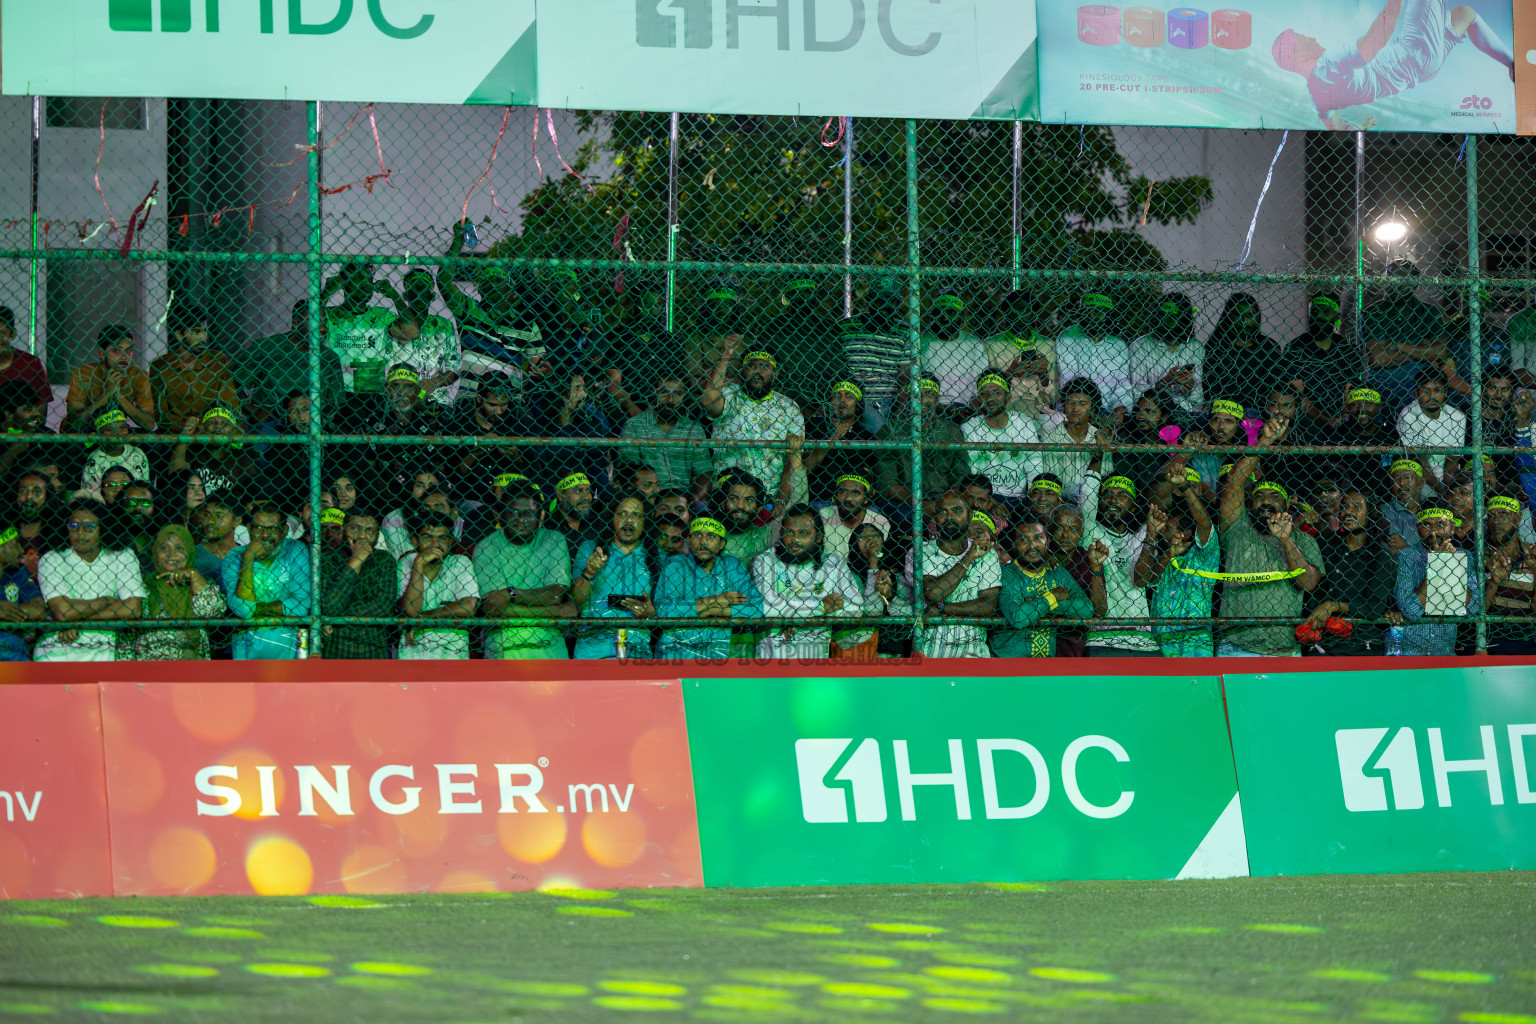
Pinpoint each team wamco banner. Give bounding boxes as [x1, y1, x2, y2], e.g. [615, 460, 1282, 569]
[1226, 666, 1536, 876]
[0, 0, 537, 105]
[535, 0, 1040, 120]
[1039, 1, 1518, 133]
[682, 675, 1245, 887]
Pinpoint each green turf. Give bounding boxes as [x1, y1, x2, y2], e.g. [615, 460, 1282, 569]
[2, 874, 1534, 1022]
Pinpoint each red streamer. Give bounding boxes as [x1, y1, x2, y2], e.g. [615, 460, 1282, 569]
[265, 103, 372, 169]
[462, 106, 512, 226]
[95, 101, 119, 234]
[117, 180, 159, 258]
[533, 108, 592, 194]
[820, 116, 849, 148]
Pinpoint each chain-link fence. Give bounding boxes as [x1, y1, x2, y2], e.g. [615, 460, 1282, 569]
[0, 96, 1529, 661]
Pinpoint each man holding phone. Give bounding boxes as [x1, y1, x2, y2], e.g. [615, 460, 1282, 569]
[570, 496, 659, 660]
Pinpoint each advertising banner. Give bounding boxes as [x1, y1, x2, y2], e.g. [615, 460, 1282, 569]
[98, 679, 701, 896]
[0, 0, 537, 105]
[1038, 1, 1518, 133]
[0, 685, 114, 900]
[1226, 666, 1536, 876]
[682, 674, 1244, 887]
[536, 0, 1039, 120]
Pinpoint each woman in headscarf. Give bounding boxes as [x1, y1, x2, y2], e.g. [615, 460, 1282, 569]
[125, 523, 226, 661]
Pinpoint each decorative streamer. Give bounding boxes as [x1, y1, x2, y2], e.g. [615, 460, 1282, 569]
[819, 116, 849, 148]
[463, 106, 512, 226]
[95, 101, 119, 234]
[1236, 129, 1288, 270]
[533, 108, 593, 194]
[265, 103, 373, 168]
[118, 180, 159, 258]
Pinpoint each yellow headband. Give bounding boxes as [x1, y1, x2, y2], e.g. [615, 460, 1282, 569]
[1083, 293, 1114, 309]
[1103, 476, 1136, 498]
[94, 410, 128, 431]
[1185, 468, 1202, 483]
[1390, 459, 1423, 478]
[919, 377, 941, 392]
[1218, 463, 1234, 477]
[835, 473, 871, 492]
[978, 373, 1009, 392]
[201, 406, 236, 425]
[0, 526, 17, 548]
[1211, 399, 1244, 419]
[1488, 496, 1521, 514]
[742, 351, 777, 368]
[832, 381, 864, 400]
[320, 508, 346, 526]
[1347, 388, 1382, 404]
[1012, 334, 1051, 351]
[970, 511, 996, 534]
[387, 366, 421, 385]
[1254, 481, 1288, 500]
[690, 517, 726, 537]
[1031, 478, 1063, 495]
[933, 295, 964, 311]
[556, 473, 591, 492]
[494, 472, 530, 488]
[1417, 507, 1454, 523]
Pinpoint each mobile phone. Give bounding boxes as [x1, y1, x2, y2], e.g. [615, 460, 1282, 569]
[607, 595, 643, 609]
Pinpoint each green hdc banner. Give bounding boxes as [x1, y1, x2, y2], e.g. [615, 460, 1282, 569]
[681, 674, 1244, 887]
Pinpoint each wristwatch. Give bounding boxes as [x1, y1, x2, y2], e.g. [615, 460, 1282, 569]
[506, 586, 519, 603]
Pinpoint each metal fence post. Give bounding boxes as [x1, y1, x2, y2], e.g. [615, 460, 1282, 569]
[665, 112, 680, 333]
[906, 119, 924, 653]
[1012, 120, 1022, 292]
[843, 117, 854, 319]
[28, 96, 40, 356]
[1467, 133, 1485, 654]
[306, 100, 324, 659]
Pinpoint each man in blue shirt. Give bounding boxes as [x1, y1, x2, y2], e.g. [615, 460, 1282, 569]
[655, 517, 762, 660]
[571, 496, 662, 660]
[0, 525, 44, 660]
[223, 501, 313, 659]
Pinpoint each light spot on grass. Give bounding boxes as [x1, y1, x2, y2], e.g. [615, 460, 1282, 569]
[728, 970, 825, 987]
[1245, 924, 1324, 935]
[76, 1003, 158, 1015]
[923, 997, 1006, 1013]
[1029, 967, 1113, 983]
[96, 916, 178, 929]
[591, 996, 682, 1011]
[307, 896, 384, 909]
[1415, 970, 1496, 984]
[543, 888, 617, 900]
[557, 906, 633, 919]
[1312, 968, 1391, 982]
[599, 982, 686, 997]
[1460, 1014, 1536, 1024]
[868, 922, 946, 935]
[132, 965, 218, 979]
[925, 967, 1013, 985]
[821, 983, 911, 999]
[181, 927, 263, 940]
[351, 962, 432, 976]
[982, 882, 1050, 892]
[819, 954, 900, 969]
[765, 922, 843, 935]
[2, 916, 67, 929]
[625, 899, 684, 911]
[245, 964, 330, 978]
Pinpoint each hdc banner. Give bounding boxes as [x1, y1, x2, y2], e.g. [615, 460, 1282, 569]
[97, 679, 701, 896]
[682, 674, 1245, 887]
[1039, 1, 1518, 133]
[1225, 666, 1536, 876]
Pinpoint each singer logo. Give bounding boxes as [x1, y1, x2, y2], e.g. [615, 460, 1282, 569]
[108, 0, 435, 39]
[636, 0, 941, 55]
[1336, 725, 1536, 812]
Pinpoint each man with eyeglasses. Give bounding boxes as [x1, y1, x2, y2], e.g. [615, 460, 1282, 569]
[224, 500, 313, 659]
[620, 376, 714, 500]
[36, 499, 145, 662]
[473, 482, 576, 659]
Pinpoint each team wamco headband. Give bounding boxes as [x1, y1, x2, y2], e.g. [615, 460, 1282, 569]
[1083, 293, 1114, 310]
[978, 373, 1010, 392]
[94, 410, 128, 431]
[933, 295, 964, 311]
[1103, 476, 1136, 497]
[1347, 388, 1382, 404]
[690, 517, 726, 537]
[1391, 459, 1424, 478]
[742, 351, 776, 368]
[1417, 507, 1455, 523]
[1171, 558, 1305, 584]
[320, 508, 346, 526]
[387, 366, 421, 385]
[832, 381, 863, 400]
[1211, 399, 1244, 419]
[201, 406, 236, 425]
[970, 511, 996, 534]
[836, 474, 871, 492]
[1253, 481, 1289, 500]
[919, 378, 941, 392]
[1488, 496, 1521, 514]
[556, 473, 590, 492]
[494, 472, 533, 489]
[1312, 295, 1342, 313]
[0, 527, 17, 548]
[1031, 478, 1062, 495]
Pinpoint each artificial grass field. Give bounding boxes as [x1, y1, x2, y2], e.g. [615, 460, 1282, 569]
[1, 873, 1533, 1023]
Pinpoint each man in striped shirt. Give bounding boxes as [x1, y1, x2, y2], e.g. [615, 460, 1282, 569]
[910, 491, 1002, 658]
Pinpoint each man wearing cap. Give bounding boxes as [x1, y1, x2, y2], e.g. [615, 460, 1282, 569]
[1077, 470, 1160, 657]
[1396, 366, 1467, 496]
[655, 516, 763, 660]
[919, 292, 989, 412]
[1280, 293, 1360, 426]
[1056, 291, 1134, 417]
[962, 371, 1042, 512]
[993, 516, 1096, 658]
[702, 341, 805, 492]
[1131, 294, 1204, 418]
[875, 377, 967, 518]
[912, 490, 1002, 659]
[1217, 420, 1325, 656]
[804, 381, 878, 500]
[551, 472, 604, 546]
[81, 410, 149, 493]
[818, 473, 891, 562]
[1318, 384, 1399, 486]
[619, 376, 714, 498]
[474, 481, 577, 660]
[1381, 458, 1425, 552]
[1394, 503, 1478, 656]
[0, 525, 44, 661]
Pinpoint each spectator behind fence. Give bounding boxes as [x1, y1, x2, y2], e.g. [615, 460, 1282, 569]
[117, 481, 158, 573]
[14, 468, 61, 582]
[320, 507, 397, 659]
[1047, 503, 1097, 657]
[655, 516, 762, 660]
[66, 324, 156, 432]
[474, 482, 575, 660]
[0, 526, 45, 660]
[1484, 494, 1536, 656]
[151, 305, 240, 430]
[1203, 293, 1283, 413]
[397, 511, 478, 660]
[912, 491, 1002, 659]
[818, 473, 890, 563]
[619, 376, 714, 497]
[1056, 291, 1134, 417]
[875, 377, 967, 519]
[128, 524, 225, 661]
[1305, 487, 1397, 656]
[1078, 471, 1159, 657]
[100, 467, 133, 508]
[192, 492, 243, 582]
[572, 496, 661, 660]
[1131, 293, 1204, 418]
[656, 513, 688, 557]
[549, 472, 603, 546]
[1394, 505, 1479, 656]
[36, 498, 144, 662]
[804, 381, 877, 501]
[832, 521, 901, 660]
[993, 517, 1095, 658]
[0, 306, 51, 409]
[623, 465, 661, 504]
[1280, 293, 1355, 427]
[1137, 470, 1218, 657]
[169, 406, 256, 500]
[82, 410, 149, 492]
[920, 293, 989, 412]
[0, 379, 51, 483]
[703, 342, 805, 493]
[753, 503, 867, 660]
[962, 371, 1041, 512]
[375, 269, 464, 408]
[224, 500, 312, 659]
[1039, 378, 1111, 501]
[240, 300, 345, 423]
[1396, 367, 1467, 498]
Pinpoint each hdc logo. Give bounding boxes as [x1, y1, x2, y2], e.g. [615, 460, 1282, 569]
[1335, 725, 1536, 812]
[108, 0, 434, 39]
[636, 0, 942, 55]
[794, 736, 1135, 824]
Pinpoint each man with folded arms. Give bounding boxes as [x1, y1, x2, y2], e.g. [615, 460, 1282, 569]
[655, 517, 763, 660]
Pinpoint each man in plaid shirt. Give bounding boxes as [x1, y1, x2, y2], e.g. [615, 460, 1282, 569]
[320, 508, 399, 659]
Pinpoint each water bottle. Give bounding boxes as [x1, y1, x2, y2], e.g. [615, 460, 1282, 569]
[1386, 625, 1403, 656]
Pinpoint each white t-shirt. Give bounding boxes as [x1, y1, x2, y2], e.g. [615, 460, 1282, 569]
[712, 385, 805, 492]
[921, 333, 990, 407]
[817, 506, 892, 563]
[962, 413, 1042, 498]
[82, 444, 151, 491]
[37, 547, 148, 657]
[1056, 330, 1134, 413]
[396, 552, 479, 659]
[1038, 412, 1109, 501]
[908, 540, 1002, 658]
[1396, 400, 1468, 486]
[1129, 335, 1205, 414]
[751, 550, 865, 657]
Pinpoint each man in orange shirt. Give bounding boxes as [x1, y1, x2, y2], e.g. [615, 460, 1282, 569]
[149, 305, 240, 431]
[65, 324, 156, 432]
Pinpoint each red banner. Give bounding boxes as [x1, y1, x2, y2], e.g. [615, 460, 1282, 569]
[98, 678, 700, 897]
[1519, 0, 1536, 135]
[0, 685, 114, 899]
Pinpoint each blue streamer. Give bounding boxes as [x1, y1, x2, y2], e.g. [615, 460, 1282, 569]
[1236, 130, 1289, 271]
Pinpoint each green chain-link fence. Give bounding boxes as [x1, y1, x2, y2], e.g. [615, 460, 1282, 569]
[0, 98, 1530, 660]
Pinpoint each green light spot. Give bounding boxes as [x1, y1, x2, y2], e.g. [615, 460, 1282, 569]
[869, 923, 947, 935]
[728, 970, 825, 987]
[181, 927, 263, 940]
[245, 964, 330, 979]
[1166, 926, 1224, 935]
[701, 995, 797, 1012]
[500, 982, 589, 997]
[1461, 1014, 1536, 1024]
[352, 962, 432, 976]
[925, 967, 1013, 985]
[822, 983, 911, 1000]
[336, 977, 417, 991]
[982, 882, 1050, 892]
[3, 916, 67, 929]
[765, 922, 843, 935]
[1245, 923, 1324, 935]
[709, 986, 793, 1000]
[923, 997, 1006, 1014]
[557, 906, 633, 919]
[1313, 968, 1391, 982]
[0, 1005, 56, 1015]
[76, 1003, 157, 1015]
[599, 981, 687, 997]
[820, 997, 901, 1014]
[543, 888, 617, 900]
[932, 951, 1022, 968]
[820, 954, 900, 969]
[590, 996, 682, 1011]
[307, 896, 384, 909]
[1030, 967, 1113, 983]
[132, 965, 218, 979]
[1415, 970, 1496, 984]
[96, 916, 178, 929]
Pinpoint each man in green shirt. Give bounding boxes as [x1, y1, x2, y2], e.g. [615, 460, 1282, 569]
[240, 301, 345, 424]
[473, 482, 576, 659]
[993, 517, 1096, 658]
[1135, 468, 1219, 657]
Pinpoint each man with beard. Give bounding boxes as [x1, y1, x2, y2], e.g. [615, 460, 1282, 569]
[1483, 494, 1536, 655]
[118, 481, 159, 574]
[320, 508, 398, 660]
[1217, 419, 1324, 656]
[703, 343, 805, 493]
[571, 496, 661, 660]
[911, 490, 1003, 659]
[1281, 294, 1362, 428]
[876, 377, 967, 521]
[168, 406, 257, 501]
[620, 376, 714, 499]
[1182, 397, 1248, 491]
[149, 305, 240, 431]
[653, 490, 692, 525]
[804, 381, 878, 501]
[319, 507, 347, 553]
[550, 472, 604, 546]
[993, 517, 1096, 658]
[817, 474, 891, 562]
[1396, 367, 1466, 497]
[1394, 504, 1478, 656]
[81, 410, 148, 494]
[655, 514, 688, 558]
[1136, 469, 1218, 658]
[474, 482, 577, 660]
[1302, 487, 1398, 655]
[445, 376, 519, 489]
[192, 492, 243, 582]
[752, 503, 867, 660]
[13, 468, 59, 582]
[0, 380, 53, 481]
[962, 372, 1041, 512]
[1381, 458, 1425, 553]
[340, 365, 445, 483]
[1318, 385, 1399, 488]
[716, 443, 808, 565]
[1078, 472, 1159, 657]
[1056, 291, 1134, 418]
[224, 500, 312, 660]
[1048, 504, 1101, 657]
[655, 517, 762, 660]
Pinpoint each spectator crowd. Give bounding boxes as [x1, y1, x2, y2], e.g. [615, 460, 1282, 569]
[1, 246, 1531, 661]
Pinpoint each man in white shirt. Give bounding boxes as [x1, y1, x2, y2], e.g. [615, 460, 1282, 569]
[1056, 292, 1135, 417]
[36, 499, 145, 662]
[909, 490, 1002, 658]
[1396, 367, 1467, 496]
[702, 343, 805, 491]
[921, 293, 990, 408]
[1130, 294, 1205, 417]
[962, 372, 1042, 510]
[1076, 470, 1160, 656]
[817, 473, 892, 562]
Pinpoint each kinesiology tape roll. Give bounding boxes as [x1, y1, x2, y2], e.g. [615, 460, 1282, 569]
[1168, 7, 1209, 49]
[1078, 5, 1122, 45]
[1123, 6, 1166, 47]
[1211, 8, 1251, 49]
